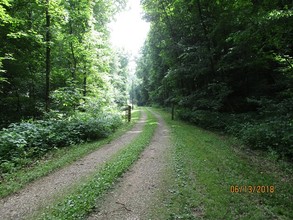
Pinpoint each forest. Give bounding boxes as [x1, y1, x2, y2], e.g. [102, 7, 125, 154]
[0, 0, 292, 219]
[136, 0, 293, 160]
[0, 0, 129, 173]
[0, 0, 292, 180]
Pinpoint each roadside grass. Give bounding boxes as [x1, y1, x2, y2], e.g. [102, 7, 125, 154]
[0, 110, 140, 198]
[152, 108, 293, 219]
[34, 108, 157, 219]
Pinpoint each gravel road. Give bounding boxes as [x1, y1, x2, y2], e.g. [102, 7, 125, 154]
[87, 110, 171, 220]
[0, 112, 147, 220]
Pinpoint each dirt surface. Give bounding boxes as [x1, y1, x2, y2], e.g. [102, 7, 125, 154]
[0, 112, 147, 220]
[87, 110, 171, 220]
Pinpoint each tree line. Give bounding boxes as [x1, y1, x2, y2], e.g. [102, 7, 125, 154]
[0, 0, 132, 174]
[0, 0, 129, 126]
[136, 0, 293, 159]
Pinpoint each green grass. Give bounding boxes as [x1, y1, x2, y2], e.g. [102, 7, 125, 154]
[151, 108, 293, 220]
[0, 110, 141, 198]
[35, 108, 157, 219]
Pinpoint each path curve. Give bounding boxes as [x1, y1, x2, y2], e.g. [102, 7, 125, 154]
[0, 111, 147, 220]
[87, 109, 171, 220]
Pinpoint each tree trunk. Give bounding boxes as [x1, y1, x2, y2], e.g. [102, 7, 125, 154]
[69, 19, 77, 79]
[16, 90, 21, 113]
[45, 0, 51, 112]
[171, 103, 175, 120]
[196, 0, 215, 76]
[83, 67, 87, 97]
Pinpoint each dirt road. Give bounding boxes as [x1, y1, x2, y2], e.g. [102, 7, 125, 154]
[0, 112, 147, 220]
[87, 110, 171, 220]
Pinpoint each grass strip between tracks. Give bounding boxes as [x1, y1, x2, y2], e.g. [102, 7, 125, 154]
[37, 109, 157, 219]
[0, 110, 141, 198]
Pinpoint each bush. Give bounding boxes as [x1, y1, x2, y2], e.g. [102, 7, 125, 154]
[0, 130, 27, 160]
[236, 119, 293, 158]
[0, 111, 123, 173]
[177, 109, 231, 130]
[176, 107, 293, 160]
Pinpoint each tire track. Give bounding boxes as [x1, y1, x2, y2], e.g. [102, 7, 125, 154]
[0, 111, 147, 220]
[87, 110, 171, 220]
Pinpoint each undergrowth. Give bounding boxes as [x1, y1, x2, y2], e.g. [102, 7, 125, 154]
[176, 98, 293, 160]
[0, 110, 140, 198]
[0, 111, 122, 174]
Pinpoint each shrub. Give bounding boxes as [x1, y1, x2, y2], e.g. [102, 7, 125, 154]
[176, 107, 292, 160]
[0, 130, 27, 160]
[177, 109, 231, 130]
[237, 119, 293, 158]
[0, 111, 123, 174]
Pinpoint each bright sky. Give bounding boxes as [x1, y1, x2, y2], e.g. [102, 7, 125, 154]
[108, 0, 150, 69]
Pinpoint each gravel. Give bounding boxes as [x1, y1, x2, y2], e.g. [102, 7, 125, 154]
[87, 110, 171, 220]
[0, 112, 147, 220]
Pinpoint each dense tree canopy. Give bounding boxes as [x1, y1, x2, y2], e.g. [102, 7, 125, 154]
[137, 0, 292, 108]
[136, 0, 293, 158]
[0, 0, 134, 174]
[0, 0, 128, 126]
[0, 0, 292, 162]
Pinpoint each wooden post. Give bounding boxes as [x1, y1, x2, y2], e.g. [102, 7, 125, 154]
[131, 80, 134, 110]
[128, 105, 131, 122]
[171, 103, 175, 120]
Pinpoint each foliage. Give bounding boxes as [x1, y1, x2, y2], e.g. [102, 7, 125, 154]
[0, 0, 128, 126]
[137, 0, 293, 159]
[231, 99, 293, 158]
[0, 110, 140, 198]
[108, 49, 130, 106]
[0, 0, 131, 177]
[237, 119, 293, 157]
[177, 109, 230, 130]
[177, 98, 293, 159]
[0, 109, 122, 175]
[50, 85, 83, 112]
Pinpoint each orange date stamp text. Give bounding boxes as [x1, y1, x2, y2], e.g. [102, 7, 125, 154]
[230, 185, 275, 193]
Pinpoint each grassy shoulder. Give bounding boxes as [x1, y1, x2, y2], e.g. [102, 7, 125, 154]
[0, 110, 141, 198]
[34, 108, 157, 219]
[151, 108, 292, 219]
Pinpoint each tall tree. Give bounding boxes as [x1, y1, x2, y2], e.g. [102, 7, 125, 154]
[0, 0, 127, 126]
[45, 0, 51, 112]
[138, 0, 293, 112]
